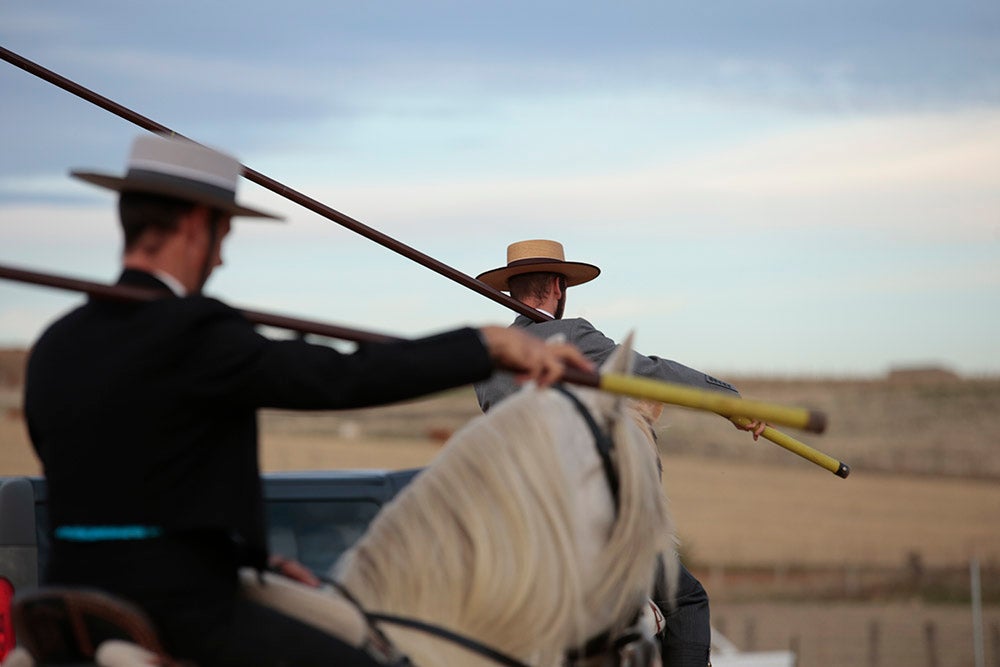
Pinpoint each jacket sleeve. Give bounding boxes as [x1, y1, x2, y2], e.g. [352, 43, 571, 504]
[570, 318, 740, 396]
[184, 301, 494, 410]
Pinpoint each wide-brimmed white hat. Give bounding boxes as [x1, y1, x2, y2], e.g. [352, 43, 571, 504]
[476, 239, 600, 292]
[71, 134, 282, 220]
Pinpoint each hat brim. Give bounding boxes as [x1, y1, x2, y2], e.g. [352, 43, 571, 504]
[71, 170, 284, 220]
[476, 260, 600, 292]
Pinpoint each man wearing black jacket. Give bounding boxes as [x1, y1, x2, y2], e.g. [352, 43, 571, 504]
[24, 134, 592, 666]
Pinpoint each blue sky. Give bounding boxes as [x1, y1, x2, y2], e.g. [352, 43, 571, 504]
[1, 1, 998, 376]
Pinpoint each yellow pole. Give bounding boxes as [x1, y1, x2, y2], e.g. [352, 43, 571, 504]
[598, 373, 828, 434]
[590, 372, 847, 477]
[729, 416, 850, 478]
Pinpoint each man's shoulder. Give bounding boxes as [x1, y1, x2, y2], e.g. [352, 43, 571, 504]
[30, 302, 90, 350]
[43, 292, 242, 342]
[519, 316, 594, 332]
[149, 296, 252, 344]
[172, 293, 239, 315]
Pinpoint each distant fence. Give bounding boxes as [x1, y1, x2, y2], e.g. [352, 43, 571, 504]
[701, 559, 1000, 604]
[707, 558, 999, 667]
[714, 605, 1000, 667]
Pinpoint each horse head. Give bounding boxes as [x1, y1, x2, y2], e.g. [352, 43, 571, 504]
[332, 333, 677, 667]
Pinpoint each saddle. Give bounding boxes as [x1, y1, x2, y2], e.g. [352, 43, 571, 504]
[10, 587, 185, 666]
[9, 574, 398, 667]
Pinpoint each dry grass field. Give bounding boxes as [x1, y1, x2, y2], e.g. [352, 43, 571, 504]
[3, 347, 999, 665]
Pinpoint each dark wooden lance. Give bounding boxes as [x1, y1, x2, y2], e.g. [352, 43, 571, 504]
[0, 45, 546, 324]
[1, 47, 847, 475]
[0, 263, 845, 479]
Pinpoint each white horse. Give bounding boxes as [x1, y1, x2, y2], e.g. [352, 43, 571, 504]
[4, 340, 677, 667]
[319, 338, 678, 666]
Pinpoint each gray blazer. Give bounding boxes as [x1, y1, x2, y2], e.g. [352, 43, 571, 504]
[474, 314, 739, 412]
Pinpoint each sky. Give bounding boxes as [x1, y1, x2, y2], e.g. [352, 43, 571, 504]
[1, 1, 998, 377]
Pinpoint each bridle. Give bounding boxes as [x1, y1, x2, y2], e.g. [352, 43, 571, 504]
[555, 388, 650, 666]
[553, 385, 620, 516]
[324, 576, 530, 667]
[332, 384, 638, 667]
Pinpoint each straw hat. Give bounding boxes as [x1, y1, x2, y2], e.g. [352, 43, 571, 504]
[71, 134, 282, 220]
[476, 239, 600, 291]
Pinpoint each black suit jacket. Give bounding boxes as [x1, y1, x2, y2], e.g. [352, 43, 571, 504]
[25, 269, 493, 568]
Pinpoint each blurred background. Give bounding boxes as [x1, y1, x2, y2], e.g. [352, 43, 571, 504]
[2, 2, 999, 665]
[3, 354, 999, 665]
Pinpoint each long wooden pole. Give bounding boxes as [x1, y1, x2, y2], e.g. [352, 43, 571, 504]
[0, 45, 545, 324]
[0, 263, 835, 437]
[0, 263, 398, 344]
[2, 48, 847, 474]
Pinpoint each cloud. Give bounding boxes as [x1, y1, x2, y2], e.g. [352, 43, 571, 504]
[676, 109, 1000, 194]
[7, 1, 999, 116]
[285, 107, 1000, 242]
[580, 295, 689, 322]
[0, 204, 118, 244]
[2, 1, 998, 374]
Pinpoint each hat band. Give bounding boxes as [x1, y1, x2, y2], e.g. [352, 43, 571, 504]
[506, 257, 567, 269]
[124, 168, 238, 205]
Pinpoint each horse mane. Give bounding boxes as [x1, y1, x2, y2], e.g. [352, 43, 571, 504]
[334, 374, 676, 666]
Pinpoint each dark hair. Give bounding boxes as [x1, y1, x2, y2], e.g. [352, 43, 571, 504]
[118, 191, 197, 251]
[508, 272, 565, 301]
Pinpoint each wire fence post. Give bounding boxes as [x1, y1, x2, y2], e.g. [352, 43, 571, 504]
[990, 621, 999, 667]
[744, 617, 756, 652]
[972, 557, 985, 667]
[868, 619, 880, 667]
[924, 620, 938, 667]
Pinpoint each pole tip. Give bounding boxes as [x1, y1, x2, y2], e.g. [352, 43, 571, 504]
[835, 462, 850, 479]
[806, 410, 828, 434]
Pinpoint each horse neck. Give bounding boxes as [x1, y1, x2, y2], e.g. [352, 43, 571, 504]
[334, 387, 673, 666]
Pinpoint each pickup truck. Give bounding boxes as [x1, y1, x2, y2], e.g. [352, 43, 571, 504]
[0, 471, 794, 666]
[0, 469, 421, 661]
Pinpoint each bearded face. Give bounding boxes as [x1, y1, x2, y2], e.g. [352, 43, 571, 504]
[554, 275, 567, 319]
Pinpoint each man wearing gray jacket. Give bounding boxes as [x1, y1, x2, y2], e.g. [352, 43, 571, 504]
[474, 239, 764, 667]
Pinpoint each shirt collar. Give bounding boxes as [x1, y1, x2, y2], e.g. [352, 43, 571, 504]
[152, 270, 187, 296]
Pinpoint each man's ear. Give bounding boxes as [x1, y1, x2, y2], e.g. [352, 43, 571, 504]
[178, 205, 208, 240]
[177, 207, 197, 239]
